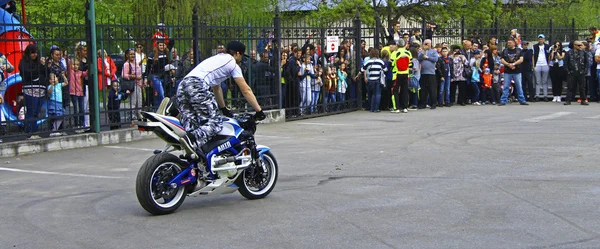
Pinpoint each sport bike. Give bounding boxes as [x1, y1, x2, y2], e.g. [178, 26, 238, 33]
[134, 100, 278, 215]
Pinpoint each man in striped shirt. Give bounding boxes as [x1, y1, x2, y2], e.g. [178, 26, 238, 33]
[361, 49, 388, 112]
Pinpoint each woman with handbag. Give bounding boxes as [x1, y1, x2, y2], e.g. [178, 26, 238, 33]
[122, 48, 143, 124]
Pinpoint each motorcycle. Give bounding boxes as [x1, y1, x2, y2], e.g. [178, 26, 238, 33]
[134, 99, 278, 215]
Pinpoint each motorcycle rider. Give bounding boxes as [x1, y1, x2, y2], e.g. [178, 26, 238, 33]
[178, 40, 266, 157]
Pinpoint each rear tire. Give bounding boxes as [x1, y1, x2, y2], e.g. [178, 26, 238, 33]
[136, 153, 188, 215]
[236, 151, 278, 200]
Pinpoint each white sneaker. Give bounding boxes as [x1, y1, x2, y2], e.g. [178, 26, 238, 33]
[49, 132, 62, 137]
[391, 110, 400, 113]
[28, 135, 41, 140]
[552, 96, 557, 102]
[557, 97, 562, 102]
[401, 108, 408, 113]
[61, 132, 68, 136]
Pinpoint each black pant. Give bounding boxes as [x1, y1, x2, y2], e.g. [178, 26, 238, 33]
[567, 73, 586, 102]
[419, 74, 437, 107]
[450, 81, 457, 104]
[550, 66, 565, 96]
[393, 74, 409, 110]
[481, 88, 497, 103]
[522, 71, 535, 101]
[456, 81, 467, 105]
[380, 79, 393, 110]
[108, 107, 121, 130]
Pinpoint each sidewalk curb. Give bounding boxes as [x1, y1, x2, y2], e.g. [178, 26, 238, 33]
[0, 109, 286, 158]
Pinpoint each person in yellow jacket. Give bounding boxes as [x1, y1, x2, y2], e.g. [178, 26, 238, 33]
[390, 39, 412, 113]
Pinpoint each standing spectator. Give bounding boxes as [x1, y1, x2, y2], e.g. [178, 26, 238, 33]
[145, 40, 170, 109]
[96, 49, 117, 93]
[469, 50, 482, 105]
[521, 41, 535, 102]
[481, 68, 496, 104]
[19, 44, 47, 139]
[533, 34, 551, 102]
[451, 46, 469, 106]
[47, 73, 68, 136]
[299, 54, 316, 115]
[163, 64, 178, 98]
[122, 48, 143, 122]
[583, 41, 594, 103]
[360, 40, 368, 61]
[410, 29, 423, 45]
[471, 32, 483, 48]
[439, 47, 452, 107]
[380, 49, 393, 111]
[418, 39, 439, 109]
[0, 94, 4, 142]
[590, 26, 600, 45]
[280, 51, 288, 108]
[311, 66, 323, 113]
[107, 81, 129, 129]
[152, 23, 170, 48]
[134, 43, 147, 74]
[408, 46, 420, 110]
[68, 59, 86, 130]
[324, 65, 337, 111]
[391, 39, 411, 113]
[388, 21, 402, 44]
[253, 51, 276, 107]
[74, 41, 90, 127]
[337, 63, 348, 106]
[488, 37, 498, 47]
[182, 49, 195, 76]
[549, 41, 566, 102]
[425, 24, 435, 40]
[284, 48, 301, 114]
[499, 38, 528, 106]
[564, 41, 589, 105]
[47, 46, 69, 110]
[595, 40, 600, 103]
[510, 29, 522, 48]
[257, 29, 271, 56]
[361, 48, 387, 112]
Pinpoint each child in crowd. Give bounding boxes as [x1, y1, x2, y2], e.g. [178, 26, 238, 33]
[163, 64, 178, 98]
[470, 50, 482, 105]
[337, 62, 348, 105]
[408, 49, 420, 110]
[107, 81, 130, 130]
[47, 73, 69, 137]
[481, 68, 496, 105]
[492, 64, 502, 103]
[11, 94, 25, 132]
[324, 66, 337, 108]
[311, 66, 323, 113]
[69, 59, 87, 131]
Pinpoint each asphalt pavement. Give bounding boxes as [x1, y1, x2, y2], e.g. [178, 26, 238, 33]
[2, 102, 600, 249]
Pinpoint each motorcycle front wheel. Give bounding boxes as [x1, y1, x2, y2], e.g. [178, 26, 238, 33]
[136, 153, 188, 215]
[236, 151, 278, 199]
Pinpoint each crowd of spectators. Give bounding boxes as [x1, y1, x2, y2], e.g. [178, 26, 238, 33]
[2, 21, 600, 142]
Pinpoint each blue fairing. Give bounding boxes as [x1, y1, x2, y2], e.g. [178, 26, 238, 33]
[257, 145, 271, 159]
[221, 117, 244, 138]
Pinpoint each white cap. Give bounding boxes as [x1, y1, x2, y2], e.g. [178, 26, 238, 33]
[164, 64, 177, 72]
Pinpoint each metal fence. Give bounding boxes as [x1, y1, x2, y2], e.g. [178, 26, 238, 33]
[1, 1, 589, 142]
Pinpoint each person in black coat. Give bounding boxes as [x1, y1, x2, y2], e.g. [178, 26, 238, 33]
[253, 52, 277, 107]
[18, 44, 48, 138]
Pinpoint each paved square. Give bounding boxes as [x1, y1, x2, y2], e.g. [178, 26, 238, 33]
[2, 103, 600, 249]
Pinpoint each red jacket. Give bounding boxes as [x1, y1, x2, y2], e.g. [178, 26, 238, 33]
[97, 57, 117, 91]
[153, 32, 170, 47]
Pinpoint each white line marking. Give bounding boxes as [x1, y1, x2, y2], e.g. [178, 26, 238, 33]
[0, 167, 125, 179]
[522, 112, 573, 122]
[296, 122, 350, 126]
[104, 146, 155, 152]
[585, 115, 600, 119]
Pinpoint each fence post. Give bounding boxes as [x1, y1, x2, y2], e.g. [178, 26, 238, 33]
[523, 20, 527, 42]
[86, 0, 100, 133]
[421, 17, 427, 41]
[375, 15, 380, 48]
[494, 17, 499, 38]
[354, 10, 362, 109]
[192, 6, 199, 66]
[274, 6, 282, 109]
[461, 16, 465, 41]
[571, 18, 576, 41]
[549, 18, 553, 43]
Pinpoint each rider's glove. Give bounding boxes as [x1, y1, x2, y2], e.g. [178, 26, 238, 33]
[254, 110, 266, 121]
[220, 107, 234, 118]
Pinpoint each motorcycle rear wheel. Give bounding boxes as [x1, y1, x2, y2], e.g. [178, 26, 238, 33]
[136, 153, 188, 215]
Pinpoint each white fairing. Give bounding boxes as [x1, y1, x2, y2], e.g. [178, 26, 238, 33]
[217, 122, 236, 137]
